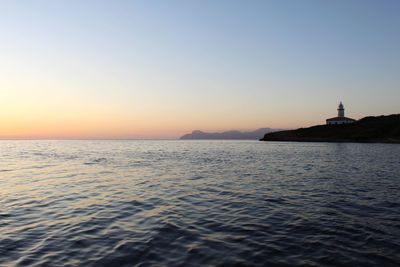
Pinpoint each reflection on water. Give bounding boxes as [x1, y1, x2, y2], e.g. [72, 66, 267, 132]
[0, 140, 399, 266]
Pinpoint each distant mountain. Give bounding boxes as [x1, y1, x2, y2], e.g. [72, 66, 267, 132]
[180, 128, 281, 140]
[260, 114, 400, 143]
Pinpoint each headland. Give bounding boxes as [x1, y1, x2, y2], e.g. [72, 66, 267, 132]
[260, 114, 400, 143]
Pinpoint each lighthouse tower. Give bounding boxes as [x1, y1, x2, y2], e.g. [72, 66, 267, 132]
[326, 101, 356, 125]
[338, 101, 344, 117]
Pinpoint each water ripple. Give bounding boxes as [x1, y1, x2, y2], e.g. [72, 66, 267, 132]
[0, 140, 399, 266]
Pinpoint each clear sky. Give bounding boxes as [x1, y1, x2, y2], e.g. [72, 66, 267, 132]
[1, 0, 399, 139]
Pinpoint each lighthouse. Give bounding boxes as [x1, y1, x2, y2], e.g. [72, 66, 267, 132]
[338, 101, 344, 117]
[326, 102, 356, 125]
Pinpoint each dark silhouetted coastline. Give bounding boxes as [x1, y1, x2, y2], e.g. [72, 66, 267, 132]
[261, 114, 400, 143]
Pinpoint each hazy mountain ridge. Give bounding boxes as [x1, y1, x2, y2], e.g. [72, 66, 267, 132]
[261, 114, 400, 143]
[180, 128, 281, 140]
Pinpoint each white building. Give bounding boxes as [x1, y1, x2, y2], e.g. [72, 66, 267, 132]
[326, 102, 356, 125]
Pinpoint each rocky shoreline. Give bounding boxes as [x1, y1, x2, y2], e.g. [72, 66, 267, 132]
[260, 114, 400, 144]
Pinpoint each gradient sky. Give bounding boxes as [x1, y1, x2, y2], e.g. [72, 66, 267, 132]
[1, 0, 399, 139]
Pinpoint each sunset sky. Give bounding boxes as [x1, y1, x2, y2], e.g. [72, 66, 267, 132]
[1, 0, 399, 139]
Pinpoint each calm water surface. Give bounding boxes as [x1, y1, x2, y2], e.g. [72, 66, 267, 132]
[0, 140, 399, 266]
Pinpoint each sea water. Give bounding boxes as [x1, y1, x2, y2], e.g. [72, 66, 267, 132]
[0, 140, 399, 266]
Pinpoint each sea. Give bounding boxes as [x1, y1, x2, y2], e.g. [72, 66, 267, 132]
[0, 140, 399, 267]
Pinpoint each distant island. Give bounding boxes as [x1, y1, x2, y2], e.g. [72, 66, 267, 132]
[261, 114, 400, 143]
[180, 128, 281, 140]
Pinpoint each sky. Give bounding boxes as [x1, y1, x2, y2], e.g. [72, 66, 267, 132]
[1, 0, 399, 139]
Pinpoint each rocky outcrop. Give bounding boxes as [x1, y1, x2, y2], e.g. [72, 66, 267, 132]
[261, 114, 400, 143]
